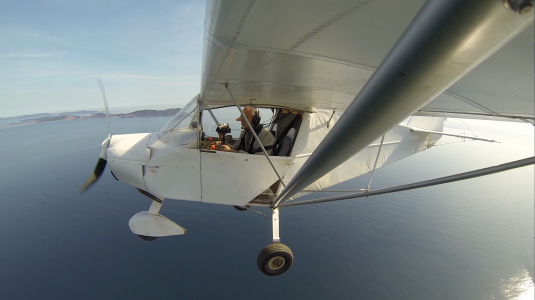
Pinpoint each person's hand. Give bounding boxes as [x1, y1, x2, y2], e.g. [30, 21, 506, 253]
[220, 145, 231, 151]
[217, 124, 223, 139]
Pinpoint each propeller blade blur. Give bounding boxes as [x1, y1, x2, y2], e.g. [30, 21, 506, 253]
[79, 136, 110, 192]
[96, 77, 110, 137]
[80, 78, 112, 193]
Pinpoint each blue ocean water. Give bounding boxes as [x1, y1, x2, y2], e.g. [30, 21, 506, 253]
[0, 118, 532, 300]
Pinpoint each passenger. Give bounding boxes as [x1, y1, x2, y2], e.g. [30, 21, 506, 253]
[219, 106, 276, 155]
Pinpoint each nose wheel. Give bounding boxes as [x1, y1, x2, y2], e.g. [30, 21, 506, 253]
[138, 235, 158, 241]
[257, 243, 293, 276]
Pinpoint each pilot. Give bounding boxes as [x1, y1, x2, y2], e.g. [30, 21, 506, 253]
[219, 106, 276, 155]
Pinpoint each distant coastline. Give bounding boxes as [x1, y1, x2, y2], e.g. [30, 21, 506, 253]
[0, 108, 180, 129]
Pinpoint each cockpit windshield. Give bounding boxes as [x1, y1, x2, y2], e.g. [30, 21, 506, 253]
[158, 96, 199, 147]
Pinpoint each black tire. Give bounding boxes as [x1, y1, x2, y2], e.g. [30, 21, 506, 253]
[233, 205, 247, 211]
[257, 243, 293, 276]
[138, 235, 158, 241]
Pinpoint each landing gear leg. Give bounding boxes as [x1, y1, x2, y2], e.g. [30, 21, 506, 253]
[148, 198, 163, 215]
[257, 208, 293, 276]
[272, 207, 280, 244]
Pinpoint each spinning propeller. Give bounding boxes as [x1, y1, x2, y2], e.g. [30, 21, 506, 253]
[79, 78, 111, 192]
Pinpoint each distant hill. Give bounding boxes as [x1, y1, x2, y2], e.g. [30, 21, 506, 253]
[0, 111, 100, 121]
[0, 108, 180, 129]
[90, 108, 180, 119]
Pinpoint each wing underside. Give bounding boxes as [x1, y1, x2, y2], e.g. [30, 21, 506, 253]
[201, 0, 534, 123]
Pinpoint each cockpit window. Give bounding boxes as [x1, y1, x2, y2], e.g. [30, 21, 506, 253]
[158, 96, 199, 147]
[158, 96, 198, 137]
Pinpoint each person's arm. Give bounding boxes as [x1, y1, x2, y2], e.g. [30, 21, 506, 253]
[230, 133, 241, 150]
[253, 129, 276, 155]
[220, 145, 238, 152]
[220, 131, 242, 152]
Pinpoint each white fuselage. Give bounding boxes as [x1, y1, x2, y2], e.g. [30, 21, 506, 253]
[107, 131, 292, 206]
[106, 110, 444, 206]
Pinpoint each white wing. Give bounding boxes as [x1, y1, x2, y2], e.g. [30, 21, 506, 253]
[200, 0, 533, 122]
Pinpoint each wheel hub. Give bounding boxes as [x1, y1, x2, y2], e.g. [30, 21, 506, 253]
[268, 256, 285, 270]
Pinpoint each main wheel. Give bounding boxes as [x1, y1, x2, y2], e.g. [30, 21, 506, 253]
[138, 235, 158, 241]
[257, 243, 293, 276]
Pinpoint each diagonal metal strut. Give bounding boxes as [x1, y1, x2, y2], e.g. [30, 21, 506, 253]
[224, 83, 286, 187]
[280, 156, 535, 208]
[273, 0, 534, 207]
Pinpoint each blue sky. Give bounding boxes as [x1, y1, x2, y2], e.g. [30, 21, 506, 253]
[0, 0, 205, 117]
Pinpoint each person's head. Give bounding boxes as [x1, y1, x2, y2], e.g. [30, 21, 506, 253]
[236, 106, 258, 129]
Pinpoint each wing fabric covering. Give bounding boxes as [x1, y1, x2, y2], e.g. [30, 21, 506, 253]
[406, 116, 445, 146]
[285, 111, 445, 199]
[417, 26, 534, 123]
[201, 0, 533, 122]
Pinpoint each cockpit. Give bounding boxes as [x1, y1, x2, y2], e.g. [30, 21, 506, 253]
[157, 96, 303, 157]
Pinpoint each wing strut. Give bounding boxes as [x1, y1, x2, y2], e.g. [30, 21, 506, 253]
[366, 135, 385, 192]
[280, 156, 534, 208]
[408, 127, 498, 143]
[206, 107, 220, 125]
[224, 83, 286, 187]
[273, 0, 533, 208]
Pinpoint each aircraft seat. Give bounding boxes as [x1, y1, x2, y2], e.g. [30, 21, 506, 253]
[277, 128, 296, 156]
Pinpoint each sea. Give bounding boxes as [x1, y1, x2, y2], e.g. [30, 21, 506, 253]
[0, 116, 533, 300]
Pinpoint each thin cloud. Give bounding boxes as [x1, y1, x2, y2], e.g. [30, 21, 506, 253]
[91, 74, 198, 83]
[0, 26, 69, 46]
[0, 52, 71, 58]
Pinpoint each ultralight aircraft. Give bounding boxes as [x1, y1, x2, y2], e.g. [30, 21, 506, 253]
[81, 0, 534, 276]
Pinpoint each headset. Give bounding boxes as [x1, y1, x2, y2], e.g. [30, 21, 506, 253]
[251, 106, 261, 127]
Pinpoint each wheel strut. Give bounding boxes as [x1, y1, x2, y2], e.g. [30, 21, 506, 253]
[272, 207, 280, 243]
